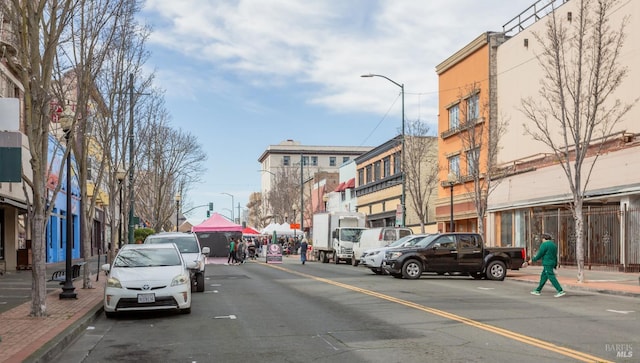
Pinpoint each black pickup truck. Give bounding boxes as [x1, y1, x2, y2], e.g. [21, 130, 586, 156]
[382, 232, 526, 280]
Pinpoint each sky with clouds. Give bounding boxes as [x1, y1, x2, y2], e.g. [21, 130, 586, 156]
[139, 0, 536, 223]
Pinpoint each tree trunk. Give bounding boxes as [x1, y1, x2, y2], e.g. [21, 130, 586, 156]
[574, 199, 585, 283]
[30, 193, 48, 317]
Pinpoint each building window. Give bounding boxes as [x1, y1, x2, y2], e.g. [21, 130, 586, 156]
[448, 155, 460, 177]
[311, 156, 318, 166]
[374, 161, 381, 181]
[466, 148, 479, 176]
[302, 156, 309, 166]
[365, 165, 372, 183]
[342, 156, 350, 164]
[329, 157, 336, 166]
[283, 156, 290, 166]
[383, 156, 390, 178]
[358, 169, 364, 186]
[393, 153, 401, 175]
[448, 103, 460, 129]
[467, 93, 479, 121]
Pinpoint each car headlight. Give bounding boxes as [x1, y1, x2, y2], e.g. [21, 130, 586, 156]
[107, 277, 122, 288]
[171, 273, 190, 286]
[387, 251, 404, 260]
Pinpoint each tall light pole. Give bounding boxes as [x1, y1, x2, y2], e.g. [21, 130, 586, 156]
[59, 106, 77, 299]
[175, 194, 181, 231]
[447, 172, 456, 232]
[222, 192, 234, 222]
[361, 74, 405, 227]
[128, 73, 135, 244]
[116, 170, 126, 248]
[300, 153, 304, 236]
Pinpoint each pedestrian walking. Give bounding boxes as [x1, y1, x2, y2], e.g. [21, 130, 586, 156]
[300, 237, 308, 265]
[529, 233, 565, 297]
[227, 237, 237, 265]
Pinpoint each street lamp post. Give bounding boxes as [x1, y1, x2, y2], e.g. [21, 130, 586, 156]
[59, 106, 77, 299]
[361, 74, 405, 227]
[292, 204, 297, 241]
[116, 170, 126, 248]
[447, 172, 456, 232]
[175, 194, 181, 231]
[221, 193, 234, 222]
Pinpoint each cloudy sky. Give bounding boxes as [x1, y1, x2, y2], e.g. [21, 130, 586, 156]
[140, 0, 536, 223]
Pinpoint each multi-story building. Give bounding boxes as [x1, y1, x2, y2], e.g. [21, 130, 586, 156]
[355, 136, 438, 232]
[257, 139, 372, 232]
[487, 0, 640, 270]
[435, 31, 507, 234]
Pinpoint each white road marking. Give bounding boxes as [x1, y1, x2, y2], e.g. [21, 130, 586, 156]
[477, 287, 495, 290]
[606, 309, 634, 314]
[204, 290, 218, 293]
[213, 315, 237, 319]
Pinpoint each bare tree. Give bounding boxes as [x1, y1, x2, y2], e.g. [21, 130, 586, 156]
[247, 192, 266, 228]
[456, 82, 507, 236]
[5, 0, 75, 317]
[136, 103, 207, 232]
[520, 0, 636, 282]
[266, 166, 300, 224]
[58, 0, 130, 289]
[403, 120, 439, 233]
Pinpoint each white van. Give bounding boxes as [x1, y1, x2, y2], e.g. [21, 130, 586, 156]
[352, 227, 412, 266]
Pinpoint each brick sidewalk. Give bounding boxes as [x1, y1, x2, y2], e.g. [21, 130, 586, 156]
[0, 276, 105, 363]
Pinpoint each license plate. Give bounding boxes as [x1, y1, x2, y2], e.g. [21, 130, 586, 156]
[137, 293, 155, 303]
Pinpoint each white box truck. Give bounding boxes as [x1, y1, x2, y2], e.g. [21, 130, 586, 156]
[312, 212, 366, 264]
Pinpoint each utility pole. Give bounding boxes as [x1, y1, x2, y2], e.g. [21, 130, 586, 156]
[128, 73, 135, 244]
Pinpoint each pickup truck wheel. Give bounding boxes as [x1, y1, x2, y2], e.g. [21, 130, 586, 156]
[391, 273, 403, 279]
[486, 261, 507, 281]
[320, 252, 327, 263]
[196, 272, 205, 292]
[469, 272, 484, 280]
[402, 260, 422, 280]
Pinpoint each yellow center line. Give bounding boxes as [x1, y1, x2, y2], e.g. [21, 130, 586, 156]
[265, 263, 612, 363]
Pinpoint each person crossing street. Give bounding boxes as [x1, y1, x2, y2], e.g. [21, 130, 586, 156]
[529, 233, 565, 297]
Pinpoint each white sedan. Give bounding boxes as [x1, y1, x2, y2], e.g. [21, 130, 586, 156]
[102, 243, 196, 318]
[362, 234, 431, 274]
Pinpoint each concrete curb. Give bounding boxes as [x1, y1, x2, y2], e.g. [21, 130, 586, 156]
[24, 303, 104, 363]
[509, 277, 640, 298]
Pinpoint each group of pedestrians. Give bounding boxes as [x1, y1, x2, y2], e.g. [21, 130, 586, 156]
[227, 237, 256, 265]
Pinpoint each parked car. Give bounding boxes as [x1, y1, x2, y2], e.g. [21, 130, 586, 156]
[362, 234, 431, 274]
[352, 227, 413, 266]
[144, 232, 210, 292]
[102, 243, 196, 318]
[382, 232, 526, 280]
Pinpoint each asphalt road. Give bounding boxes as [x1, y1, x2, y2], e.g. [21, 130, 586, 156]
[54, 259, 638, 363]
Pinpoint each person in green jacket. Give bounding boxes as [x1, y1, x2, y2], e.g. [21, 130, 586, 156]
[529, 233, 565, 297]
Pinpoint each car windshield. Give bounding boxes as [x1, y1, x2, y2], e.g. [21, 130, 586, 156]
[340, 229, 363, 242]
[388, 235, 416, 247]
[413, 234, 441, 248]
[114, 248, 182, 267]
[146, 235, 199, 253]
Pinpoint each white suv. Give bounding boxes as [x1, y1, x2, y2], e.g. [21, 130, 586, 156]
[144, 232, 210, 292]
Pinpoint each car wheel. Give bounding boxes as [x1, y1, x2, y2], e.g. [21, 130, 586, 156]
[196, 272, 205, 292]
[180, 307, 191, 314]
[486, 261, 507, 281]
[351, 258, 358, 266]
[105, 311, 116, 319]
[320, 252, 327, 263]
[402, 260, 423, 280]
[371, 268, 383, 275]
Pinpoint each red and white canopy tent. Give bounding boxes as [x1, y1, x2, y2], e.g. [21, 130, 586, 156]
[242, 226, 261, 237]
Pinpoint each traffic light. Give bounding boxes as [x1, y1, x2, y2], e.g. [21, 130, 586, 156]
[208, 202, 213, 211]
[207, 210, 211, 217]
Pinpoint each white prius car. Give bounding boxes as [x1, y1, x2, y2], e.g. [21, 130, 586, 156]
[102, 243, 196, 318]
[362, 234, 431, 275]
